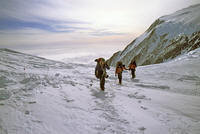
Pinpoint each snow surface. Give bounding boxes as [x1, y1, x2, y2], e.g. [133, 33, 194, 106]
[0, 48, 200, 134]
[161, 4, 200, 26]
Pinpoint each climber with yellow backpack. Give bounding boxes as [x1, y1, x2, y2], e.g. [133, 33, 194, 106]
[95, 58, 110, 90]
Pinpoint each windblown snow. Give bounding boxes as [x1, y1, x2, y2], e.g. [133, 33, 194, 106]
[0, 48, 200, 134]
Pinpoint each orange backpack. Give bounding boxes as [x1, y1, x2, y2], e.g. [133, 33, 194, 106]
[116, 67, 123, 74]
[129, 64, 136, 69]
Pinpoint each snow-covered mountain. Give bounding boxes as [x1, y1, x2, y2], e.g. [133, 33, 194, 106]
[0, 48, 200, 134]
[107, 4, 200, 66]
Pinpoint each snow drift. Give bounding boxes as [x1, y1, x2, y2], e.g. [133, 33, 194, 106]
[107, 4, 200, 66]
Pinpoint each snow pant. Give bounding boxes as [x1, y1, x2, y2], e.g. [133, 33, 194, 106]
[100, 76, 105, 91]
[98, 70, 106, 91]
[131, 69, 136, 79]
[118, 73, 122, 84]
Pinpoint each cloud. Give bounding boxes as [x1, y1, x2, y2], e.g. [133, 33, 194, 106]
[0, 0, 122, 36]
[0, 0, 92, 33]
[0, 16, 90, 33]
[0, 0, 199, 52]
[89, 29, 127, 36]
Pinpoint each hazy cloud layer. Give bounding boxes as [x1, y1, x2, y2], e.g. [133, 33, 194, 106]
[0, 0, 199, 52]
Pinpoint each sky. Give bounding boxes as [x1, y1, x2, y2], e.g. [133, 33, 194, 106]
[0, 0, 199, 58]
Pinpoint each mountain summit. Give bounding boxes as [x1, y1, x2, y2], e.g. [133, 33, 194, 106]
[107, 4, 200, 66]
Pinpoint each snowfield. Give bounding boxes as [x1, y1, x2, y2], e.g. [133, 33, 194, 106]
[0, 48, 200, 134]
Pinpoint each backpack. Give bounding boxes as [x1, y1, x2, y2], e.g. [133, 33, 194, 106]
[116, 61, 123, 74]
[116, 67, 123, 73]
[129, 64, 136, 69]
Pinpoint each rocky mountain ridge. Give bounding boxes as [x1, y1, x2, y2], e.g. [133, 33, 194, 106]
[107, 4, 200, 66]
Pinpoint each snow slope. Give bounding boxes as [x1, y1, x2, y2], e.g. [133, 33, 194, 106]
[0, 48, 200, 134]
[107, 4, 200, 66]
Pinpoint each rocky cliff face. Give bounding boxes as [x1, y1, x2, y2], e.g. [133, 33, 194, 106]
[107, 4, 200, 66]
